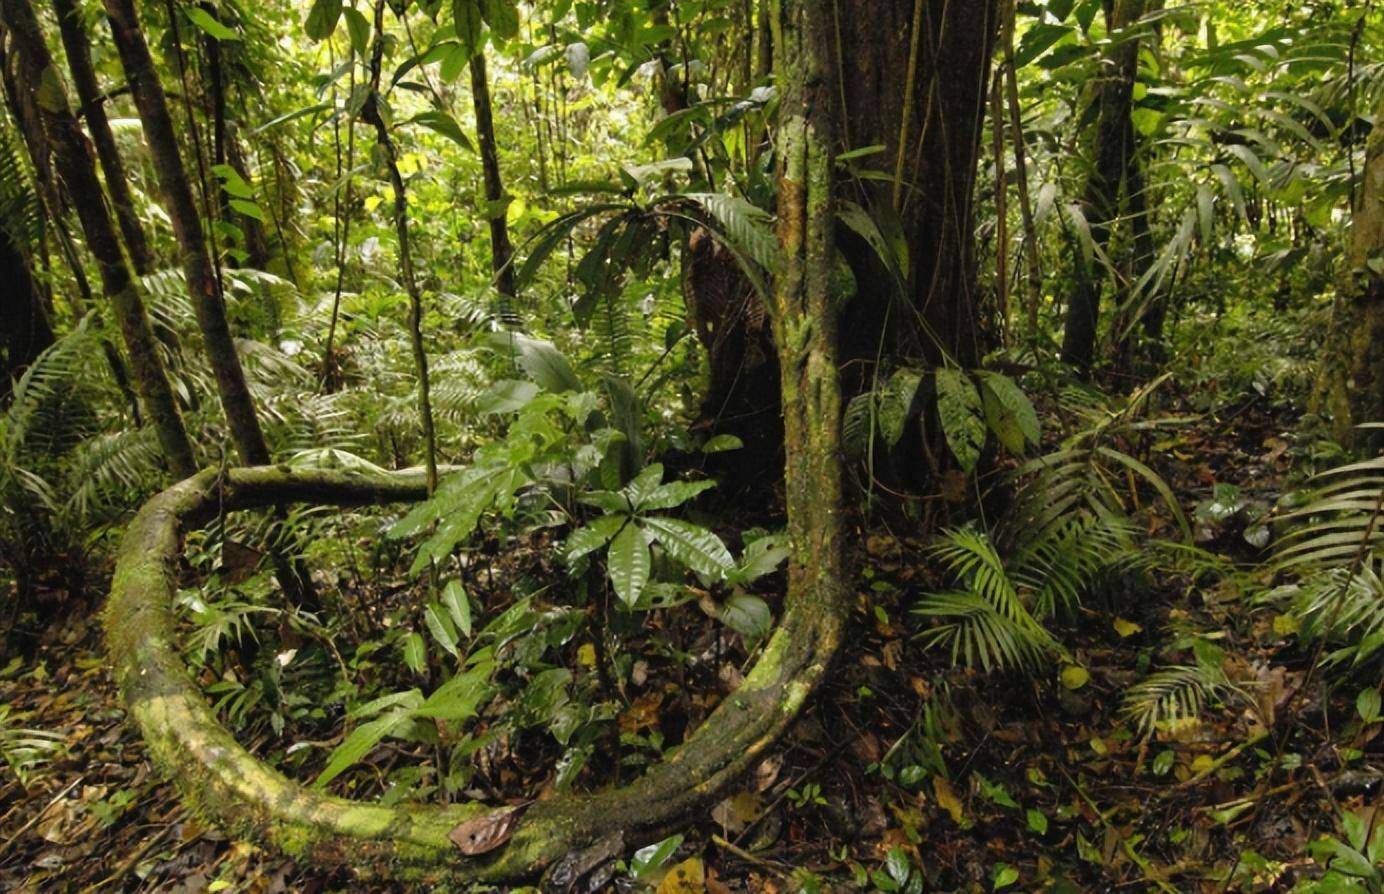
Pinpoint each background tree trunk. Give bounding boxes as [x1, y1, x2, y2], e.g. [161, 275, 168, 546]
[103, 0, 271, 466]
[52, 0, 155, 274]
[0, 0, 195, 474]
[1320, 93, 1384, 445]
[1060, 0, 1146, 372]
[0, 214, 54, 398]
[469, 52, 517, 318]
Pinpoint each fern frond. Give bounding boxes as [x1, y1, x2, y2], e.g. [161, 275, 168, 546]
[1120, 664, 1233, 733]
[913, 591, 1057, 673]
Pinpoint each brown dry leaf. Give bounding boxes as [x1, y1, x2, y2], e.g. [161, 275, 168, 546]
[881, 639, 902, 671]
[656, 857, 705, 894]
[932, 776, 964, 824]
[219, 540, 266, 584]
[711, 792, 761, 833]
[448, 805, 525, 855]
[754, 754, 783, 792]
[619, 692, 664, 734]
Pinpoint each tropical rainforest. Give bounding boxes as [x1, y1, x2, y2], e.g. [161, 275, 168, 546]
[1, 0, 1384, 890]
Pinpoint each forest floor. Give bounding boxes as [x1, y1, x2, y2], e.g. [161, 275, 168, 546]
[2, 395, 1380, 893]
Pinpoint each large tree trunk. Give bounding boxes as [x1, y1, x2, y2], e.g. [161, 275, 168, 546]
[1319, 93, 1384, 445]
[836, 0, 999, 372]
[102, 0, 271, 467]
[0, 0, 196, 475]
[1060, 0, 1146, 372]
[684, 0, 998, 497]
[51, 0, 154, 274]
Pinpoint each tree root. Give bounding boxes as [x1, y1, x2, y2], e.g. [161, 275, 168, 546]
[106, 465, 848, 883]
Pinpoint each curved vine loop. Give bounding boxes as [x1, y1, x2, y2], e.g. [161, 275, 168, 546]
[107, 1, 842, 881]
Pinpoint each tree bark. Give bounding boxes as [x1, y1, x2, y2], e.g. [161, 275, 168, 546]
[102, 0, 271, 466]
[0, 0, 195, 475]
[1059, 0, 1146, 372]
[468, 52, 516, 318]
[1320, 93, 1384, 445]
[0, 208, 54, 398]
[51, 0, 154, 274]
[836, 0, 999, 371]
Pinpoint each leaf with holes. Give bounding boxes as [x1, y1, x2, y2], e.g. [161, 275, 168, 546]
[935, 369, 986, 472]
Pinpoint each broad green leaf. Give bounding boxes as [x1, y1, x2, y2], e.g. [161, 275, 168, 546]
[440, 44, 471, 82]
[1014, 23, 1072, 66]
[640, 517, 734, 578]
[978, 372, 1039, 454]
[1196, 183, 1215, 244]
[34, 66, 67, 114]
[732, 533, 789, 583]
[701, 434, 742, 453]
[442, 580, 472, 638]
[480, 0, 518, 41]
[621, 157, 693, 187]
[620, 463, 665, 507]
[607, 522, 650, 607]
[305, 0, 342, 41]
[477, 379, 538, 414]
[229, 199, 265, 222]
[211, 164, 253, 198]
[1357, 688, 1381, 723]
[935, 368, 986, 472]
[416, 659, 495, 721]
[564, 514, 625, 564]
[454, 0, 484, 55]
[314, 706, 412, 787]
[402, 632, 427, 674]
[343, 6, 370, 55]
[638, 479, 716, 512]
[409, 110, 474, 152]
[1325, 839, 1376, 879]
[492, 333, 582, 393]
[425, 602, 459, 657]
[186, 7, 239, 41]
[879, 369, 923, 447]
[718, 593, 771, 639]
[837, 200, 906, 284]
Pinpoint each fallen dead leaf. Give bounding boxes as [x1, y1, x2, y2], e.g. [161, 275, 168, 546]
[448, 805, 525, 855]
[656, 857, 705, 894]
